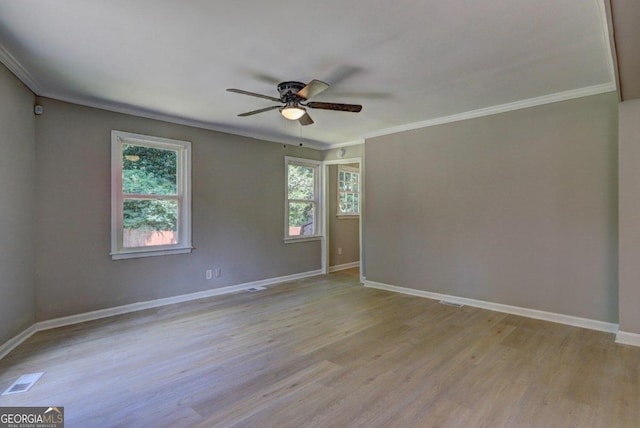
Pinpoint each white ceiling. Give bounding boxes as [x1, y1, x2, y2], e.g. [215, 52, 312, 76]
[0, 0, 615, 149]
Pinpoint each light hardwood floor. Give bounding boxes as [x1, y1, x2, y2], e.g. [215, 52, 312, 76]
[0, 269, 638, 427]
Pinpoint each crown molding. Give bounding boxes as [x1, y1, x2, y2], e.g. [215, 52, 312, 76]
[1, 32, 616, 151]
[42, 91, 330, 151]
[0, 40, 328, 151]
[364, 82, 617, 140]
[0, 42, 42, 95]
[325, 138, 365, 149]
[597, 0, 620, 98]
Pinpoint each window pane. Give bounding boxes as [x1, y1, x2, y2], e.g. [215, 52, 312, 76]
[337, 167, 360, 216]
[288, 165, 315, 200]
[123, 145, 177, 195]
[339, 193, 348, 212]
[123, 199, 178, 247]
[288, 202, 315, 236]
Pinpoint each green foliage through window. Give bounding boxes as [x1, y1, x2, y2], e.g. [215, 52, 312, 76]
[338, 167, 360, 215]
[287, 161, 318, 236]
[122, 145, 178, 232]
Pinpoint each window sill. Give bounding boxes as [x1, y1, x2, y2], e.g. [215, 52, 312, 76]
[110, 246, 193, 260]
[284, 236, 322, 244]
[337, 214, 360, 219]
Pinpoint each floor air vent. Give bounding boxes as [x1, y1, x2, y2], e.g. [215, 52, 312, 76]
[439, 300, 464, 308]
[2, 372, 44, 395]
[246, 286, 266, 292]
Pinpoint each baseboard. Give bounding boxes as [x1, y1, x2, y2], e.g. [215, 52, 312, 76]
[329, 262, 360, 273]
[1, 269, 322, 360]
[615, 331, 640, 347]
[365, 280, 619, 334]
[0, 325, 38, 361]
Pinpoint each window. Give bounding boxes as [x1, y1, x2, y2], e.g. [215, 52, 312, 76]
[285, 157, 322, 241]
[337, 165, 360, 217]
[111, 131, 192, 259]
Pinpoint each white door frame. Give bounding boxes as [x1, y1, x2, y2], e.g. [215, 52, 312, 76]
[321, 157, 363, 281]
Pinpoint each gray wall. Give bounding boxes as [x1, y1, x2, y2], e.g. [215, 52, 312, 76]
[619, 99, 640, 333]
[1, 60, 630, 346]
[0, 64, 36, 344]
[328, 164, 360, 267]
[34, 98, 321, 320]
[365, 93, 618, 322]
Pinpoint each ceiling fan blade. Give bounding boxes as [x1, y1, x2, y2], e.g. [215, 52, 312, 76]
[296, 79, 329, 100]
[298, 112, 314, 126]
[237, 105, 281, 117]
[227, 88, 281, 102]
[306, 101, 362, 113]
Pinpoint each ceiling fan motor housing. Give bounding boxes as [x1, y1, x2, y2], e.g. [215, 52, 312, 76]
[277, 81, 306, 100]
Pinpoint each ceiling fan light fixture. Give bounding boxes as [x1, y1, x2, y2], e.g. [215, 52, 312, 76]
[281, 106, 306, 120]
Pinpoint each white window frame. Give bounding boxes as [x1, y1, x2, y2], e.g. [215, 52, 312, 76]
[110, 130, 192, 260]
[285, 156, 322, 243]
[337, 165, 360, 218]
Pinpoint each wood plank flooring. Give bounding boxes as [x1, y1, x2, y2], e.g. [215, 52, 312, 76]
[0, 269, 639, 427]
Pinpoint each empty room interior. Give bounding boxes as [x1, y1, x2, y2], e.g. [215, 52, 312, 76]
[1, 1, 640, 426]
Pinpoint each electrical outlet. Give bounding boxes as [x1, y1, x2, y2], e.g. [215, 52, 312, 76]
[338, 247, 343, 255]
[215, 268, 221, 277]
[205, 269, 212, 280]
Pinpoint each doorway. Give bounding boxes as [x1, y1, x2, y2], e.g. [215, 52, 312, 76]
[322, 157, 363, 281]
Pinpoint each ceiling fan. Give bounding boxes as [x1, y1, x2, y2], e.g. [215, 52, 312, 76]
[226, 79, 362, 126]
